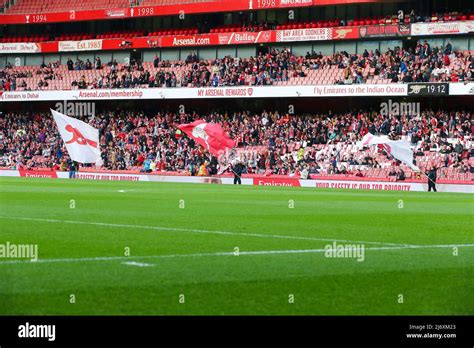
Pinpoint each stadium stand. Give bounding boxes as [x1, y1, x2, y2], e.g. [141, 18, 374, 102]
[95, 31, 146, 39]
[3, 0, 223, 14]
[0, 34, 51, 43]
[140, 0, 219, 5]
[0, 0, 8, 12]
[0, 2, 472, 182]
[1, 10, 472, 42]
[1, 109, 471, 181]
[4, 0, 131, 14]
[1, 45, 472, 91]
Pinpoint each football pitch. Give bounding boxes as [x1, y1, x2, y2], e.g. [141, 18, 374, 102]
[0, 177, 473, 315]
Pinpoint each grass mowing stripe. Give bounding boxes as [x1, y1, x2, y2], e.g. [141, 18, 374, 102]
[1, 244, 474, 265]
[0, 215, 409, 246]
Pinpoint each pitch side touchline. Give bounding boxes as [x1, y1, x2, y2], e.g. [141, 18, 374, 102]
[0, 244, 473, 265]
[0, 216, 407, 246]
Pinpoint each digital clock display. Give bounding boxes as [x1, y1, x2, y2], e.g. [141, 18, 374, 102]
[408, 83, 449, 96]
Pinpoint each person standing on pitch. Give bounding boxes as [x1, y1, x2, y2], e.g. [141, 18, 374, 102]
[69, 160, 79, 179]
[232, 159, 245, 185]
[426, 164, 437, 192]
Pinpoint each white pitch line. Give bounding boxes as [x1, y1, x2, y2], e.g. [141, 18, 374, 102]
[0, 244, 473, 265]
[122, 261, 154, 267]
[0, 216, 407, 247]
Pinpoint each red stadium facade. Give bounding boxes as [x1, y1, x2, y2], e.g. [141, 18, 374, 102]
[0, 0, 398, 25]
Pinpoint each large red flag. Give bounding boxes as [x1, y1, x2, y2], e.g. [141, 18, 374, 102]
[178, 120, 236, 156]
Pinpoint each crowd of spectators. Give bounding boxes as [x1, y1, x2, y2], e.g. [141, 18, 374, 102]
[1, 108, 471, 179]
[73, 57, 182, 89]
[0, 61, 63, 91]
[309, 41, 473, 84]
[1, 42, 472, 92]
[180, 48, 299, 87]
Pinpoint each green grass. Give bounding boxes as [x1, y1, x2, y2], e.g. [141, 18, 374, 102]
[0, 177, 473, 315]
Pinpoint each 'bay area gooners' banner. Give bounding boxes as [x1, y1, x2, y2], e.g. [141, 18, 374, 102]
[178, 120, 235, 156]
[276, 28, 331, 42]
[51, 109, 101, 164]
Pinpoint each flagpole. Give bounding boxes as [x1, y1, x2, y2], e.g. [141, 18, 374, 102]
[229, 167, 242, 179]
[421, 171, 437, 185]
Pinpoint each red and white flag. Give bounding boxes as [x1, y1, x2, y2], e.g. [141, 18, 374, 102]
[357, 133, 420, 171]
[178, 120, 236, 156]
[51, 109, 101, 164]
